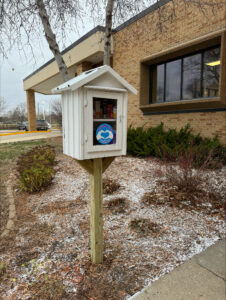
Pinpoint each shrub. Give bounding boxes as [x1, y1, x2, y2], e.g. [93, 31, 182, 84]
[127, 123, 165, 157]
[17, 145, 55, 174]
[127, 123, 226, 168]
[164, 147, 212, 194]
[166, 165, 202, 195]
[164, 149, 212, 208]
[19, 165, 53, 193]
[17, 145, 55, 193]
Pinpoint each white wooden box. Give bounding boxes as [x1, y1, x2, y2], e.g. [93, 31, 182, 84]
[52, 65, 137, 160]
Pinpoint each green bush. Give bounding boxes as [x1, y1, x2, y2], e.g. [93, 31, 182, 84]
[19, 165, 54, 193]
[127, 123, 226, 167]
[17, 145, 55, 193]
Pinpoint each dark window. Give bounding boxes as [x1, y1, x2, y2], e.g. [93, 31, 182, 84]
[203, 47, 220, 97]
[150, 46, 220, 103]
[165, 59, 181, 102]
[157, 64, 165, 103]
[183, 53, 202, 99]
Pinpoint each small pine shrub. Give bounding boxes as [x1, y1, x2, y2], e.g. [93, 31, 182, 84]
[19, 166, 53, 192]
[127, 123, 165, 157]
[127, 123, 226, 168]
[17, 145, 55, 193]
[17, 145, 55, 174]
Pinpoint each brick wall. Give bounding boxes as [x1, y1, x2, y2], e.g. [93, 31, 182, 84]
[113, 0, 226, 144]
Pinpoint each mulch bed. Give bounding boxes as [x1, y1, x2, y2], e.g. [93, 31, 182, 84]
[0, 155, 225, 299]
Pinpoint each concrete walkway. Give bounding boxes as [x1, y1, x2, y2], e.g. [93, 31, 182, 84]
[131, 239, 226, 300]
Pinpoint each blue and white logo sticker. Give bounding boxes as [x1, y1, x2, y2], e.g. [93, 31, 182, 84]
[96, 123, 114, 145]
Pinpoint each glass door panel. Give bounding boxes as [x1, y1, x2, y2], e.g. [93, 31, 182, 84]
[93, 97, 117, 146]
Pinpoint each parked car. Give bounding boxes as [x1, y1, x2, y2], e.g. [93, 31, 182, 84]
[36, 120, 49, 131]
[18, 120, 49, 131]
[47, 122, 51, 129]
[17, 121, 28, 130]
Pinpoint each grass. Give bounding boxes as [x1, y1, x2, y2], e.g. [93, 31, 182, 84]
[0, 137, 62, 163]
[0, 137, 62, 180]
[0, 140, 46, 161]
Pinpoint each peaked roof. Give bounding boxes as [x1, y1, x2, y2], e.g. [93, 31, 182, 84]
[52, 65, 137, 94]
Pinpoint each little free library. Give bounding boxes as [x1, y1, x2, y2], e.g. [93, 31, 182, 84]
[24, 0, 226, 143]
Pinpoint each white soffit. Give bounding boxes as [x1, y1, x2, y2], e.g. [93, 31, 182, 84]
[52, 65, 137, 95]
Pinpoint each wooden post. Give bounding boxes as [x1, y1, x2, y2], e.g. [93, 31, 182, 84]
[75, 156, 115, 264]
[89, 158, 103, 264]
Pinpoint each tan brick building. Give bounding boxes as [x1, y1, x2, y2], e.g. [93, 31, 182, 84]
[23, 0, 226, 143]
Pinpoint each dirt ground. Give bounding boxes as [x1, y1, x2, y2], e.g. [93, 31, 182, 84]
[0, 153, 225, 299]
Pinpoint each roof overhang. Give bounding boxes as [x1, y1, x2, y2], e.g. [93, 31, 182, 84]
[23, 0, 171, 96]
[23, 27, 105, 95]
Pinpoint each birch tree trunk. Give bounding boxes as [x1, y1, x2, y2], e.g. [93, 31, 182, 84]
[104, 0, 115, 66]
[36, 0, 69, 82]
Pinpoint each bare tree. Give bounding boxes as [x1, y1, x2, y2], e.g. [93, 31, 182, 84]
[51, 99, 62, 126]
[36, 0, 69, 82]
[0, 0, 151, 79]
[0, 0, 223, 81]
[7, 103, 27, 123]
[0, 97, 6, 116]
[104, 0, 115, 65]
[90, 0, 150, 65]
[0, 0, 81, 82]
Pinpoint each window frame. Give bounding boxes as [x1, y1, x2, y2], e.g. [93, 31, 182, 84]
[149, 45, 221, 104]
[85, 90, 123, 153]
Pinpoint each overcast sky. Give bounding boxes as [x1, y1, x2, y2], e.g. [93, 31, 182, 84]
[0, 1, 151, 115]
[0, 20, 94, 113]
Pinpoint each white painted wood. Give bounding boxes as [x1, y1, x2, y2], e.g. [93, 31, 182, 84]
[69, 92, 73, 157]
[52, 65, 137, 95]
[61, 96, 66, 153]
[93, 119, 117, 122]
[122, 92, 128, 155]
[88, 73, 126, 90]
[84, 85, 127, 93]
[85, 90, 123, 154]
[78, 88, 84, 160]
[54, 66, 137, 160]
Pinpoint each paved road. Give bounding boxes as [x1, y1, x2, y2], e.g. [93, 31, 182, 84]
[0, 129, 62, 144]
[0, 130, 21, 134]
